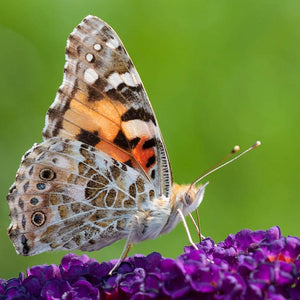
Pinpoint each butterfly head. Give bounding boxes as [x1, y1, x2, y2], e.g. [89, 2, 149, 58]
[160, 182, 208, 235]
[171, 182, 208, 216]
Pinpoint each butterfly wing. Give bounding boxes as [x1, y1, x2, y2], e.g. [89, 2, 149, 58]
[8, 138, 158, 255]
[43, 15, 172, 198]
[7, 16, 174, 256]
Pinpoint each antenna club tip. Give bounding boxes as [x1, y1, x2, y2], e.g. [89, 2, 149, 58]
[252, 141, 261, 148]
[232, 145, 240, 153]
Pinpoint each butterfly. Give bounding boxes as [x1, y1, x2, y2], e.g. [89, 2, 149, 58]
[7, 15, 206, 256]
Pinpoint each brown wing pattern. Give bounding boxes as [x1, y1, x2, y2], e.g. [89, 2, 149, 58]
[43, 15, 172, 197]
[7, 138, 157, 255]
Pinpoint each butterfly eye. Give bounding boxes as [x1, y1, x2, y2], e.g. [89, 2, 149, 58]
[31, 211, 46, 227]
[39, 168, 56, 181]
[183, 192, 193, 206]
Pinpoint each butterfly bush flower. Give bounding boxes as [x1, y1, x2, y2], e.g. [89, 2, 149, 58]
[1, 226, 300, 299]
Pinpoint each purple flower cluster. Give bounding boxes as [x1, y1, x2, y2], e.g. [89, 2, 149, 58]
[1, 226, 300, 299]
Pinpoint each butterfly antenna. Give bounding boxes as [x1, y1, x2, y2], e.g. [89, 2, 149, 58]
[189, 141, 261, 238]
[191, 141, 261, 187]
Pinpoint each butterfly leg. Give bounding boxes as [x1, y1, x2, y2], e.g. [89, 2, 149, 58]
[177, 209, 198, 250]
[123, 243, 133, 258]
[195, 209, 206, 241]
[109, 238, 133, 275]
[188, 212, 206, 242]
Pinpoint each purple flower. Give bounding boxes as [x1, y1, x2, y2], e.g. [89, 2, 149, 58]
[1, 226, 299, 299]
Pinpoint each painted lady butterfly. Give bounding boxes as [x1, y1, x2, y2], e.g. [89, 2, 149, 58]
[7, 15, 206, 256]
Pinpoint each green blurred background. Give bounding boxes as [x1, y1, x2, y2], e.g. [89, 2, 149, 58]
[0, 0, 299, 280]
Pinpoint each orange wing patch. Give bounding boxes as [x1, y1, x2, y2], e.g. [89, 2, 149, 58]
[65, 92, 126, 141]
[61, 93, 157, 172]
[132, 136, 156, 172]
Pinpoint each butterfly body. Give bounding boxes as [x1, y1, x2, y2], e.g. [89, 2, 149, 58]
[7, 16, 206, 256]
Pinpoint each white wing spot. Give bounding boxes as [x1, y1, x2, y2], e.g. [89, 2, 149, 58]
[107, 72, 123, 89]
[106, 38, 119, 49]
[93, 43, 101, 51]
[121, 72, 137, 87]
[84, 68, 99, 84]
[86, 53, 94, 62]
[129, 68, 142, 85]
[122, 119, 152, 140]
[129, 67, 142, 85]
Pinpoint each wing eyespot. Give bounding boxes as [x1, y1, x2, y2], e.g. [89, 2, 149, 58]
[36, 183, 46, 190]
[31, 211, 46, 227]
[30, 197, 39, 205]
[39, 168, 56, 181]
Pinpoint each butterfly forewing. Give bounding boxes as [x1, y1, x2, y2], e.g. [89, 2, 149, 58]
[43, 15, 172, 197]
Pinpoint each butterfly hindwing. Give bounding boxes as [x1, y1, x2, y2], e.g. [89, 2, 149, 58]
[43, 15, 172, 197]
[8, 137, 158, 255]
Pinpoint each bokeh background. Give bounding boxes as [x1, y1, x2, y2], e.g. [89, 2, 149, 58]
[0, 0, 299, 280]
